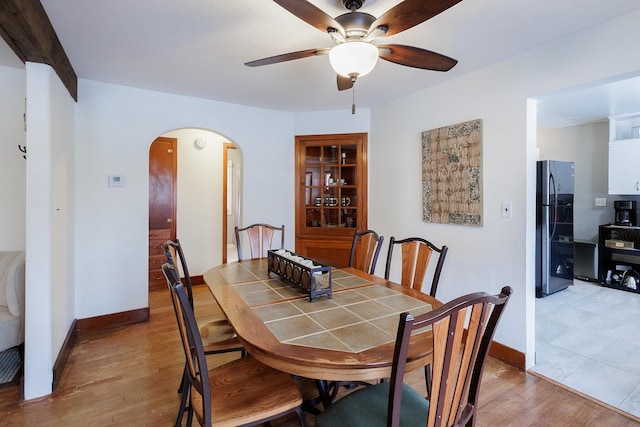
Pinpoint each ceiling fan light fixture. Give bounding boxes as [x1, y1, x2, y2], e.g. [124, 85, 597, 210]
[329, 41, 378, 78]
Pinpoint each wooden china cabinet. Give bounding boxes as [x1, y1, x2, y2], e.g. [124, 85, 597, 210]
[295, 133, 368, 267]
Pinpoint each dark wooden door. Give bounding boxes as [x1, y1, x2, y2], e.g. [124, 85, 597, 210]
[149, 137, 177, 290]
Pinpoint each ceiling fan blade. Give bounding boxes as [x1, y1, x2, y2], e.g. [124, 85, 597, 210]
[378, 44, 457, 71]
[337, 75, 353, 91]
[245, 48, 330, 67]
[274, 0, 343, 34]
[370, 0, 462, 37]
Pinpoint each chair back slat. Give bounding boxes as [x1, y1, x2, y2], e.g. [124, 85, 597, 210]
[426, 314, 448, 427]
[400, 241, 433, 290]
[349, 230, 384, 274]
[385, 236, 448, 297]
[459, 303, 492, 423]
[389, 286, 512, 427]
[173, 285, 197, 383]
[163, 239, 194, 305]
[235, 223, 285, 260]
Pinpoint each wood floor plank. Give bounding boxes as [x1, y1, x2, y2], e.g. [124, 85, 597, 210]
[0, 285, 637, 426]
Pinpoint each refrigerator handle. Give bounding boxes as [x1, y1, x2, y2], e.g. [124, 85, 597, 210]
[549, 173, 557, 205]
[549, 172, 557, 238]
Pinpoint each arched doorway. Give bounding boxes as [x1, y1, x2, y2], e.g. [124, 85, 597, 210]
[148, 128, 242, 288]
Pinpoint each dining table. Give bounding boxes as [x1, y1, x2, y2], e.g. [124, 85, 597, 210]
[203, 258, 442, 398]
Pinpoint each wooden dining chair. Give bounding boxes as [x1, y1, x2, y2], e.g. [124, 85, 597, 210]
[322, 231, 386, 402]
[316, 286, 513, 427]
[234, 223, 285, 260]
[348, 229, 384, 274]
[164, 239, 244, 342]
[163, 240, 244, 426]
[164, 240, 220, 319]
[384, 236, 448, 297]
[384, 236, 448, 397]
[163, 264, 307, 427]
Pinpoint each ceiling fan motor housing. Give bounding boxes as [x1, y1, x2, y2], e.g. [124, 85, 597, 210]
[335, 11, 375, 39]
[342, 0, 365, 10]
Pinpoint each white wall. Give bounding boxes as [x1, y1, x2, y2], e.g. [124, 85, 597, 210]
[50, 66, 76, 376]
[293, 109, 371, 135]
[368, 10, 640, 367]
[0, 65, 26, 250]
[73, 80, 295, 321]
[24, 63, 75, 399]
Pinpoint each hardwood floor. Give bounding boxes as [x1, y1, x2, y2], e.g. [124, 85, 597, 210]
[1, 285, 639, 426]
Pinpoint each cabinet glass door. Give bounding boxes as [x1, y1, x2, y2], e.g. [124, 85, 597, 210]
[303, 144, 358, 229]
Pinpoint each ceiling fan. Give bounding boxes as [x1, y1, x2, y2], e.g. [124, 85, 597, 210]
[245, 0, 463, 91]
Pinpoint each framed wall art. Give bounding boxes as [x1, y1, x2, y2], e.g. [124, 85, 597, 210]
[421, 119, 482, 226]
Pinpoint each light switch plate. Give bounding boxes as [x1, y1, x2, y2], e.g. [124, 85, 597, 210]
[501, 202, 513, 218]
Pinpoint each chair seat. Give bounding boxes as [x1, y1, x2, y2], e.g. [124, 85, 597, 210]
[316, 382, 428, 427]
[191, 355, 303, 427]
[199, 319, 243, 352]
[196, 308, 229, 324]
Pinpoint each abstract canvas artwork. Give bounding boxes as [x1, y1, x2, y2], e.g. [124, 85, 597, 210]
[421, 119, 482, 226]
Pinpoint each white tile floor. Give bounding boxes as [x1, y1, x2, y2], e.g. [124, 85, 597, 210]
[532, 279, 640, 418]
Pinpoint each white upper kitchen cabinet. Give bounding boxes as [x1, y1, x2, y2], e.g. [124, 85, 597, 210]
[609, 138, 640, 194]
[608, 115, 640, 195]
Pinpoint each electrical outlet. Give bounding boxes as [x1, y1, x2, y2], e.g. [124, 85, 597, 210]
[501, 202, 513, 218]
[595, 198, 607, 207]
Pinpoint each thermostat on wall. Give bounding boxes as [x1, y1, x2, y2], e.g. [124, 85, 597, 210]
[108, 175, 125, 187]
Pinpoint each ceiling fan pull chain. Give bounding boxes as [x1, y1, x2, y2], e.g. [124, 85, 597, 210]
[352, 86, 356, 114]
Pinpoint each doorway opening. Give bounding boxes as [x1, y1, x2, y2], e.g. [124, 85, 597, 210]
[148, 129, 242, 288]
[148, 137, 177, 290]
[223, 143, 241, 263]
[530, 74, 640, 417]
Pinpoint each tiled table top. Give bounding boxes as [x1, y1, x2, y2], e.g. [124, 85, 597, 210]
[231, 269, 432, 353]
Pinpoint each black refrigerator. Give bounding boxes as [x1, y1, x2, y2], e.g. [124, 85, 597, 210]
[536, 160, 574, 298]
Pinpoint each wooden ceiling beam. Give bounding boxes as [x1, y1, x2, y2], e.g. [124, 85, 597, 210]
[0, 0, 77, 101]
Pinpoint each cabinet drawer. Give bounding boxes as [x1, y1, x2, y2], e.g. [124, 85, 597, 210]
[149, 240, 166, 256]
[149, 254, 166, 271]
[149, 268, 166, 285]
[605, 239, 635, 249]
[149, 228, 171, 240]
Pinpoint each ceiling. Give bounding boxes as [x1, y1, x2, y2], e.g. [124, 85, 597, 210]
[2, 0, 640, 126]
[535, 75, 640, 129]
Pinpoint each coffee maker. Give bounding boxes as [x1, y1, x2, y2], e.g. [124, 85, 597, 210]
[614, 200, 637, 226]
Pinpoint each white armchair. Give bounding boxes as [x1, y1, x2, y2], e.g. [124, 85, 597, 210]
[0, 251, 25, 353]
